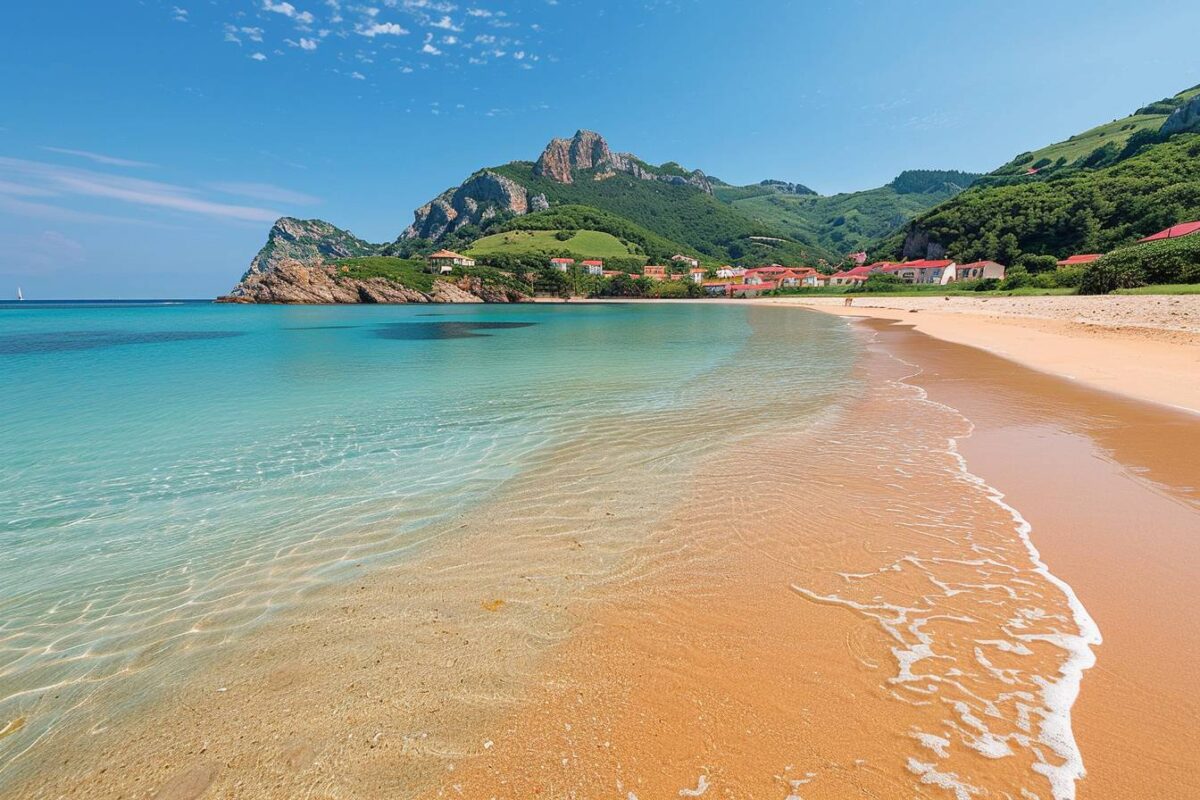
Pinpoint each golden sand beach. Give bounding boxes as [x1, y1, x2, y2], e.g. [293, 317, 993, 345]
[14, 299, 1200, 800]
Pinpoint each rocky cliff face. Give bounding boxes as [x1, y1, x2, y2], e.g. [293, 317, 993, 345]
[403, 170, 531, 241]
[532, 129, 713, 193]
[534, 130, 615, 183]
[246, 217, 381, 276]
[1161, 94, 1200, 137]
[218, 259, 529, 304]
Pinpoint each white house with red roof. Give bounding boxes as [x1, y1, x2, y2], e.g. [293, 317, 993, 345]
[956, 260, 1006, 280]
[689, 267, 707, 284]
[550, 257, 575, 272]
[581, 259, 605, 275]
[426, 249, 476, 273]
[1138, 221, 1200, 243]
[848, 251, 868, 266]
[716, 265, 745, 279]
[671, 254, 701, 268]
[879, 259, 957, 285]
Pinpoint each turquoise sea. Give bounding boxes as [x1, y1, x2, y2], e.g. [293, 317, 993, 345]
[0, 300, 858, 783]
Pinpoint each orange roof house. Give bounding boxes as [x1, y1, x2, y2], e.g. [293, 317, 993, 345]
[426, 249, 476, 272]
[642, 265, 667, 280]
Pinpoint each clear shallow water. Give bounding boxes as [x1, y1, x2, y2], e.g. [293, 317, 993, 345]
[0, 300, 857, 780]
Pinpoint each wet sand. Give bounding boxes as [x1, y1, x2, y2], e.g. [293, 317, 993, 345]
[871, 317, 1200, 799]
[13, 308, 1200, 799]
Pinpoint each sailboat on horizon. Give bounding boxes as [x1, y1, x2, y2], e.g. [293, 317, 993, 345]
[16, 286, 23, 301]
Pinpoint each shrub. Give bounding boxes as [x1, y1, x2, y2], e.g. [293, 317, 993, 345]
[973, 277, 1002, 292]
[850, 273, 907, 293]
[1016, 254, 1060, 274]
[1082, 234, 1200, 293]
[999, 267, 1032, 290]
[1052, 265, 1086, 288]
[1080, 261, 1146, 294]
[1030, 272, 1058, 288]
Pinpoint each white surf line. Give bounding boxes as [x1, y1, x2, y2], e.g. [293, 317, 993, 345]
[879, 336, 1103, 800]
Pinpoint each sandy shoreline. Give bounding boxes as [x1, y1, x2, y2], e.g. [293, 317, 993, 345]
[11, 302, 1200, 799]
[760, 294, 1200, 413]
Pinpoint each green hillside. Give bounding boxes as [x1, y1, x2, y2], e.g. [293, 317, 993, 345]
[994, 84, 1200, 174]
[466, 229, 644, 261]
[878, 126, 1200, 264]
[488, 162, 827, 265]
[723, 170, 979, 256]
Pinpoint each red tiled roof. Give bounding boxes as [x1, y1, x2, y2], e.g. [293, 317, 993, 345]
[1057, 254, 1102, 266]
[429, 249, 468, 259]
[581, 260, 604, 266]
[1138, 221, 1200, 243]
[901, 259, 954, 268]
[550, 257, 575, 264]
[957, 260, 1001, 268]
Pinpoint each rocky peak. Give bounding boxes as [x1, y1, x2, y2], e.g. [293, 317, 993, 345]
[534, 130, 614, 183]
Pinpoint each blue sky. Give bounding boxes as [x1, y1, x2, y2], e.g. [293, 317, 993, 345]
[3, 0, 1200, 298]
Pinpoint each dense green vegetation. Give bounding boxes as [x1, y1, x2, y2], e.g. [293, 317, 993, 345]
[1080, 234, 1200, 294]
[465, 228, 643, 260]
[725, 170, 978, 258]
[333, 256, 434, 291]
[331, 256, 528, 297]
[880, 134, 1200, 264]
[489, 162, 823, 265]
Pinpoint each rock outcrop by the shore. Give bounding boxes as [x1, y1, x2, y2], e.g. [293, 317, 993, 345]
[247, 217, 381, 276]
[218, 259, 529, 304]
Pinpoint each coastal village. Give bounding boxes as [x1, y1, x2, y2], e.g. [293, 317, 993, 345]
[421, 216, 1200, 299]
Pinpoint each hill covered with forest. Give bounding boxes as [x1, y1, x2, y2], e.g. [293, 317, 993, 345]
[878, 84, 1200, 266]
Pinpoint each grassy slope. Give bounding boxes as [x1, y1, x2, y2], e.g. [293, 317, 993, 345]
[466, 229, 642, 260]
[490, 162, 830, 265]
[995, 85, 1200, 172]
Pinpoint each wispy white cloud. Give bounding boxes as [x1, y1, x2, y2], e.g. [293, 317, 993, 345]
[251, 51, 268, 60]
[356, 21, 408, 36]
[287, 37, 319, 49]
[429, 15, 461, 30]
[40, 147, 155, 168]
[172, 6, 189, 22]
[262, 0, 315, 24]
[207, 181, 320, 205]
[350, 71, 366, 79]
[0, 157, 282, 223]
